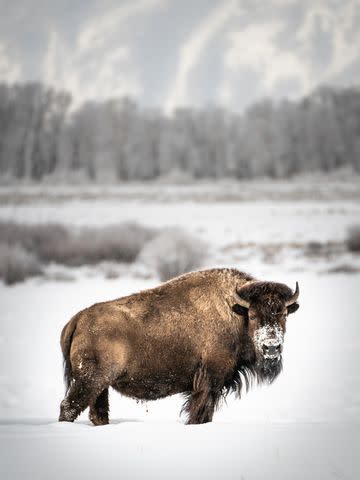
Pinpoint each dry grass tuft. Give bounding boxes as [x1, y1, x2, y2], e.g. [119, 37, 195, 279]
[346, 225, 360, 253]
[0, 243, 42, 285]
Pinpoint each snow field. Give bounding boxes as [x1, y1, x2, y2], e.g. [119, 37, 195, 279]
[1, 187, 359, 479]
[0, 421, 358, 480]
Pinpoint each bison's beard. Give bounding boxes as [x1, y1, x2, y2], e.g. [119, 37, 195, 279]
[256, 355, 283, 385]
[230, 337, 283, 397]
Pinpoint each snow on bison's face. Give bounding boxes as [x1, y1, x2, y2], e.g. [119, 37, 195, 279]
[234, 281, 299, 381]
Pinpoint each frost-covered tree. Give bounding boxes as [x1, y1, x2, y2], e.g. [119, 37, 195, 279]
[0, 82, 360, 182]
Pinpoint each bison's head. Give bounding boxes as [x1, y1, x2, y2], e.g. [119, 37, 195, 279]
[233, 281, 299, 382]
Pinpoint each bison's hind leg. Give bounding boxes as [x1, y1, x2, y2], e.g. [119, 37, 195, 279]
[89, 388, 109, 426]
[182, 364, 223, 425]
[59, 359, 109, 424]
[59, 378, 94, 423]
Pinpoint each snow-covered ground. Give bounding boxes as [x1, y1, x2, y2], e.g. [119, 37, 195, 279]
[1, 181, 359, 479]
[1, 199, 359, 245]
[1, 421, 358, 480]
[1, 272, 359, 479]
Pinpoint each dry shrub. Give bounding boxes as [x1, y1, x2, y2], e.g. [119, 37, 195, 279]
[326, 264, 360, 274]
[0, 221, 154, 267]
[58, 223, 155, 266]
[304, 241, 323, 257]
[0, 243, 42, 285]
[138, 228, 207, 281]
[346, 225, 360, 253]
[0, 221, 70, 262]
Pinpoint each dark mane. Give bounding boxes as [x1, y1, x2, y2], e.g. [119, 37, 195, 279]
[183, 342, 283, 418]
[181, 358, 283, 418]
[224, 357, 283, 399]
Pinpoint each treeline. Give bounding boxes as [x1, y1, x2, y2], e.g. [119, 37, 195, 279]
[0, 82, 359, 182]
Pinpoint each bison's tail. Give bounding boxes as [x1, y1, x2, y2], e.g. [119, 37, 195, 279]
[60, 315, 78, 394]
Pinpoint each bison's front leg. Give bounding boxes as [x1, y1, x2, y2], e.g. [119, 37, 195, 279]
[183, 365, 222, 425]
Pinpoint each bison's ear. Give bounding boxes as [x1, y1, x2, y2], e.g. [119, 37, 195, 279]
[287, 302, 299, 315]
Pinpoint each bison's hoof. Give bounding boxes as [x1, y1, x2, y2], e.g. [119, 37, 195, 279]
[89, 413, 109, 426]
[58, 411, 75, 422]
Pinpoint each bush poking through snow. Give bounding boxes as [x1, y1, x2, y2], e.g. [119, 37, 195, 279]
[0, 221, 71, 262]
[37, 223, 155, 266]
[326, 263, 360, 274]
[138, 228, 207, 281]
[70, 223, 155, 265]
[0, 221, 206, 284]
[346, 225, 360, 253]
[0, 221, 155, 267]
[0, 243, 42, 285]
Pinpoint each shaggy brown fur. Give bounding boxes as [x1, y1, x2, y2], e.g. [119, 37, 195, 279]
[58, 268, 299, 425]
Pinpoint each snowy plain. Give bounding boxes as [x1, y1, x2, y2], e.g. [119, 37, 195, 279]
[0, 180, 360, 479]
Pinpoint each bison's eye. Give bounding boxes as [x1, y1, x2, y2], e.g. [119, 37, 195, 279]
[249, 315, 257, 322]
[232, 304, 248, 317]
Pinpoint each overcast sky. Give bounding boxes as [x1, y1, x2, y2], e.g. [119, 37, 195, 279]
[0, 0, 359, 111]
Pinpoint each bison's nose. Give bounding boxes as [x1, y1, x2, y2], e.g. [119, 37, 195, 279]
[262, 343, 282, 356]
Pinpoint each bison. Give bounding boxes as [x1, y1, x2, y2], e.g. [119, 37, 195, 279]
[59, 268, 299, 425]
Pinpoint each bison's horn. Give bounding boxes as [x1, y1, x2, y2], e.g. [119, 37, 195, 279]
[285, 281, 299, 307]
[234, 292, 250, 309]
